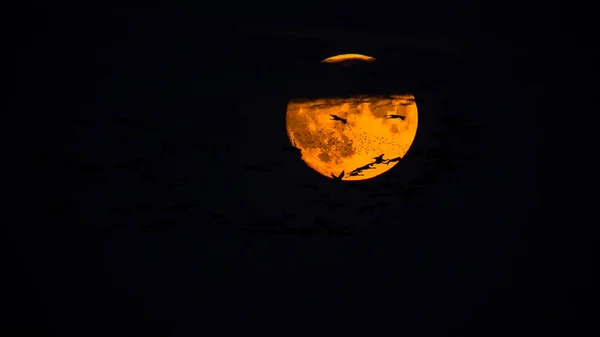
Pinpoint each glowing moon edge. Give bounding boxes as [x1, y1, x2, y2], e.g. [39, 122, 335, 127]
[321, 53, 376, 64]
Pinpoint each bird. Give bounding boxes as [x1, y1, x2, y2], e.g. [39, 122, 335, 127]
[358, 163, 375, 170]
[373, 154, 386, 164]
[385, 115, 405, 120]
[330, 114, 348, 124]
[331, 170, 345, 181]
[383, 156, 402, 165]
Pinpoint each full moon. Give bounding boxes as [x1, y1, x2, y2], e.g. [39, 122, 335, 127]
[285, 95, 419, 181]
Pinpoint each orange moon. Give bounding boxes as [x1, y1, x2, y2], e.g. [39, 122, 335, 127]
[285, 95, 419, 181]
[321, 53, 376, 64]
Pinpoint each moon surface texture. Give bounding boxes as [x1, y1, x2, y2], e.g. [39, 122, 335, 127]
[286, 95, 419, 181]
[321, 53, 376, 64]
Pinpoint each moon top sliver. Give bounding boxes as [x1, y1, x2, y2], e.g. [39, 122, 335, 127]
[321, 53, 376, 65]
[285, 95, 418, 181]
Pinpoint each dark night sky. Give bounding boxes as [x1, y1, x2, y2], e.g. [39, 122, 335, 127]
[11, 3, 587, 337]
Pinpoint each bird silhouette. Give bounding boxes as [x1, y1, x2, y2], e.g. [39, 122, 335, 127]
[385, 115, 405, 120]
[372, 154, 386, 164]
[383, 156, 402, 165]
[330, 114, 347, 124]
[331, 170, 345, 181]
[349, 171, 364, 177]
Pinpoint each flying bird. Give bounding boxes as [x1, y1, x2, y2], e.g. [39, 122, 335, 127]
[330, 114, 348, 124]
[383, 156, 402, 165]
[372, 154, 386, 164]
[331, 170, 345, 181]
[385, 115, 405, 120]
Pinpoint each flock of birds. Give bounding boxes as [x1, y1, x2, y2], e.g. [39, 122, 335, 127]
[243, 113, 482, 235]
[331, 153, 404, 179]
[34, 111, 481, 238]
[328, 112, 405, 125]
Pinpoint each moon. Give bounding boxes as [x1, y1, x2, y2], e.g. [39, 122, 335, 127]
[321, 53, 376, 65]
[285, 95, 418, 181]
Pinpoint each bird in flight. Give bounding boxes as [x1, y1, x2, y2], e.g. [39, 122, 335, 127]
[383, 156, 402, 165]
[331, 170, 345, 181]
[385, 115, 405, 120]
[330, 114, 347, 124]
[358, 163, 375, 170]
[373, 154, 386, 164]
